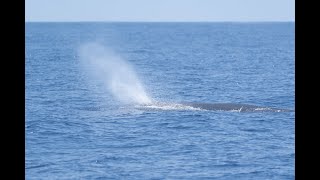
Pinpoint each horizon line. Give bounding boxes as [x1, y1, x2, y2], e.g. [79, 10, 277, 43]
[25, 20, 295, 23]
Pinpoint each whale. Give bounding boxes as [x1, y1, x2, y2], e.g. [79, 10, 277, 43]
[181, 102, 294, 112]
[138, 102, 294, 112]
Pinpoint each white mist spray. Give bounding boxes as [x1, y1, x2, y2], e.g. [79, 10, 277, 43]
[78, 43, 153, 105]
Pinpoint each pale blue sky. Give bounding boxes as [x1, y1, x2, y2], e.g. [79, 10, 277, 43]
[25, 0, 295, 22]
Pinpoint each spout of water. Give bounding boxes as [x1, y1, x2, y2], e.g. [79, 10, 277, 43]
[78, 43, 152, 105]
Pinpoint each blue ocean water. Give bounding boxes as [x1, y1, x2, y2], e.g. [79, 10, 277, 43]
[26, 22, 295, 179]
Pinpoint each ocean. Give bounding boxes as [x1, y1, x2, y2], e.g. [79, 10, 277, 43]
[26, 22, 295, 179]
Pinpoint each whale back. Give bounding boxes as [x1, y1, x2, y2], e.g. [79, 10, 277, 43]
[182, 102, 293, 112]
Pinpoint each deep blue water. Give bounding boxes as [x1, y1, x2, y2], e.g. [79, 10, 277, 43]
[26, 22, 295, 179]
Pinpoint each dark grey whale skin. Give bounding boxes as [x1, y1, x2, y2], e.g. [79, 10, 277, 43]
[182, 102, 294, 112]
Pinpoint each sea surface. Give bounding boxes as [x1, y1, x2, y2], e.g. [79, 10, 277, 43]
[26, 22, 295, 179]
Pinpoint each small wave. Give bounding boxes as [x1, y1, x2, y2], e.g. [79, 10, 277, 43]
[26, 163, 54, 169]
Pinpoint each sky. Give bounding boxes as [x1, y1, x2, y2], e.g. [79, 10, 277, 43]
[25, 0, 295, 22]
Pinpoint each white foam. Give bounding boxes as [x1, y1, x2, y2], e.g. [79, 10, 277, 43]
[254, 107, 272, 111]
[135, 102, 203, 111]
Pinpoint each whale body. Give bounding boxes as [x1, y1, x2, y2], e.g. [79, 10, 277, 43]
[181, 102, 294, 112]
[137, 102, 294, 112]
